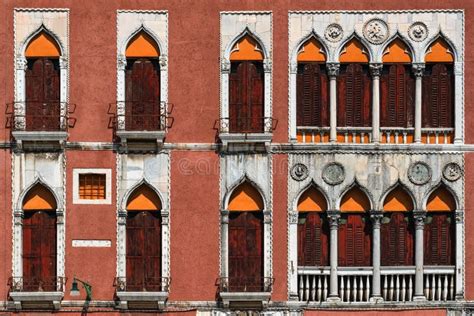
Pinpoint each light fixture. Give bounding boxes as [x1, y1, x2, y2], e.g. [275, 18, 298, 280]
[70, 277, 92, 301]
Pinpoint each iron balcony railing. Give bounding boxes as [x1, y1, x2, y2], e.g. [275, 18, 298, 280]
[8, 276, 67, 293]
[218, 277, 274, 293]
[111, 101, 174, 132]
[114, 276, 170, 292]
[217, 117, 277, 134]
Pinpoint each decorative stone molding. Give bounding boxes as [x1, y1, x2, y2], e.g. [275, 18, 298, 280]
[443, 162, 463, 182]
[412, 63, 425, 77]
[363, 18, 389, 45]
[290, 163, 309, 181]
[326, 63, 340, 77]
[408, 22, 429, 42]
[413, 211, 427, 229]
[455, 210, 464, 224]
[408, 161, 432, 185]
[325, 23, 343, 42]
[322, 162, 345, 185]
[288, 211, 298, 224]
[369, 63, 383, 78]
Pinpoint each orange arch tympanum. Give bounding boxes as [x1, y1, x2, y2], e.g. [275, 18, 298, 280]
[297, 186, 327, 211]
[23, 184, 57, 210]
[340, 187, 370, 212]
[426, 186, 456, 212]
[228, 181, 264, 211]
[382, 39, 412, 63]
[425, 38, 454, 63]
[25, 31, 61, 58]
[297, 38, 326, 62]
[383, 186, 414, 211]
[126, 31, 160, 58]
[126, 184, 162, 211]
[230, 35, 264, 61]
[339, 38, 369, 63]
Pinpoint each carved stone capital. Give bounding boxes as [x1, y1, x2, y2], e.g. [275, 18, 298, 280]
[159, 55, 168, 70]
[15, 56, 27, 71]
[369, 63, 383, 78]
[413, 211, 426, 229]
[370, 212, 383, 228]
[327, 211, 340, 228]
[326, 63, 340, 77]
[59, 57, 68, 69]
[162, 216, 170, 225]
[289, 211, 298, 224]
[221, 58, 231, 73]
[412, 63, 425, 78]
[221, 210, 229, 224]
[455, 210, 464, 224]
[264, 212, 272, 224]
[454, 62, 463, 76]
[263, 59, 272, 73]
[289, 62, 298, 74]
[117, 55, 127, 71]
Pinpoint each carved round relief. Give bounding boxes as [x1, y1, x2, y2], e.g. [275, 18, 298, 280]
[408, 161, 431, 185]
[322, 162, 345, 185]
[408, 22, 428, 42]
[443, 162, 463, 182]
[325, 23, 343, 42]
[363, 18, 389, 44]
[291, 163, 309, 181]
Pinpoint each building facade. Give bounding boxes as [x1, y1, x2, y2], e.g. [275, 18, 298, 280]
[0, 0, 473, 315]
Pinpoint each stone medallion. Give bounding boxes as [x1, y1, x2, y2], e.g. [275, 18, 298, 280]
[325, 23, 343, 42]
[291, 163, 309, 181]
[408, 161, 431, 185]
[443, 162, 463, 182]
[322, 162, 345, 185]
[408, 22, 428, 42]
[363, 18, 389, 44]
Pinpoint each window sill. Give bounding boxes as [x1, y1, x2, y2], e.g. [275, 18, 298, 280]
[8, 291, 63, 310]
[115, 291, 168, 310]
[220, 292, 271, 308]
[117, 130, 166, 153]
[219, 132, 272, 151]
[12, 131, 68, 151]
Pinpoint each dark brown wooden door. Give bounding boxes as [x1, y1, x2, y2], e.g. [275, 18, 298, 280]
[422, 64, 454, 128]
[380, 64, 415, 127]
[25, 58, 60, 131]
[337, 64, 371, 127]
[229, 61, 264, 133]
[424, 212, 455, 265]
[228, 211, 263, 291]
[338, 213, 372, 266]
[125, 59, 161, 131]
[126, 211, 162, 291]
[296, 63, 329, 127]
[381, 212, 415, 266]
[23, 211, 57, 291]
[298, 212, 329, 266]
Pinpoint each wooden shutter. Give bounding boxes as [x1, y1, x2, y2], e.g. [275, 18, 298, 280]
[126, 211, 162, 291]
[297, 212, 329, 266]
[125, 58, 161, 131]
[422, 64, 454, 128]
[23, 211, 57, 291]
[25, 58, 60, 131]
[337, 64, 371, 127]
[424, 212, 454, 265]
[381, 212, 414, 266]
[380, 65, 415, 127]
[228, 212, 263, 291]
[338, 213, 371, 266]
[296, 63, 329, 127]
[229, 61, 264, 133]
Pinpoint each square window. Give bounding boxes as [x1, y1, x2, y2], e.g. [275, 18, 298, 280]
[73, 169, 111, 204]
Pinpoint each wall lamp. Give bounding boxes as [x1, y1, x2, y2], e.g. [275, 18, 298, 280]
[70, 277, 92, 301]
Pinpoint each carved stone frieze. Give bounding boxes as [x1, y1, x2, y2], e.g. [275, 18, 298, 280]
[363, 18, 389, 44]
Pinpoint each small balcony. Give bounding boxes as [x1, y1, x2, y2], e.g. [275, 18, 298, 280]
[113, 276, 170, 310]
[217, 116, 277, 151]
[218, 277, 273, 309]
[8, 276, 66, 310]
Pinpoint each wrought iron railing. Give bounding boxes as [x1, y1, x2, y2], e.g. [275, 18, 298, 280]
[8, 276, 67, 293]
[218, 117, 277, 134]
[113, 276, 170, 292]
[112, 101, 174, 132]
[218, 277, 274, 293]
[7, 102, 74, 132]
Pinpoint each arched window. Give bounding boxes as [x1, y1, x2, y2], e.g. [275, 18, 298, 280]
[296, 38, 328, 128]
[229, 36, 264, 133]
[125, 31, 161, 131]
[381, 186, 415, 266]
[297, 186, 329, 267]
[22, 184, 57, 291]
[422, 38, 454, 131]
[126, 184, 162, 291]
[380, 39, 415, 130]
[339, 187, 371, 266]
[24, 32, 61, 131]
[227, 181, 264, 291]
[337, 39, 371, 130]
[424, 186, 456, 266]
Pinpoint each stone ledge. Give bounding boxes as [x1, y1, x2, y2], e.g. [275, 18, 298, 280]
[8, 291, 63, 310]
[115, 291, 168, 310]
[220, 292, 271, 309]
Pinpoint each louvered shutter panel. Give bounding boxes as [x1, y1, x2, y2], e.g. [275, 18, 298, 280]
[298, 213, 329, 267]
[229, 62, 243, 132]
[339, 214, 371, 266]
[422, 64, 454, 128]
[425, 213, 454, 266]
[249, 62, 264, 132]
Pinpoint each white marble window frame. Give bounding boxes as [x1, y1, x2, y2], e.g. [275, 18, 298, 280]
[72, 168, 112, 205]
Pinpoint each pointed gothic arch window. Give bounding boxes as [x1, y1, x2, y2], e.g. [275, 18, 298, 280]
[125, 31, 161, 131]
[229, 35, 264, 133]
[227, 181, 264, 291]
[337, 39, 371, 130]
[126, 184, 163, 291]
[380, 39, 415, 129]
[297, 186, 329, 267]
[296, 38, 329, 128]
[22, 184, 58, 291]
[339, 187, 371, 266]
[381, 186, 415, 266]
[24, 31, 61, 131]
[424, 186, 456, 266]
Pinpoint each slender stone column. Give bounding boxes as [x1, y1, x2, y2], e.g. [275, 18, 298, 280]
[370, 63, 383, 143]
[453, 62, 463, 144]
[370, 212, 383, 301]
[14, 57, 28, 131]
[455, 210, 464, 299]
[327, 63, 340, 143]
[327, 211, 340, 301]
[288, 211, 299, 300]
[412, 63, 425, 143]
[59, 57, 68, 131]
[221, 210, 230, 282]
[413, 211, 426, 300]
[116, 56, 127, 131]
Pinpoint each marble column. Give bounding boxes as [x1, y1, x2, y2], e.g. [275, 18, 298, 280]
[413, 211, 426, 300]
[412, 63, 425, 143]
[370, 63, 383, 143]
[370, 212, 383, 301]
[327, 211, 341, 301]
[327, 63, 340, 143]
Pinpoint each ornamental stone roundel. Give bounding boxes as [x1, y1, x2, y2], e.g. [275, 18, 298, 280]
[408, 22, 428, 42]
[291, 163, 309, 181]
[322, 162, 345, 185]
[363, 18, 389, 44]
[443, 162, 463, 182]
[408, 161, 432, 185]
[325, 23, 343, 42]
